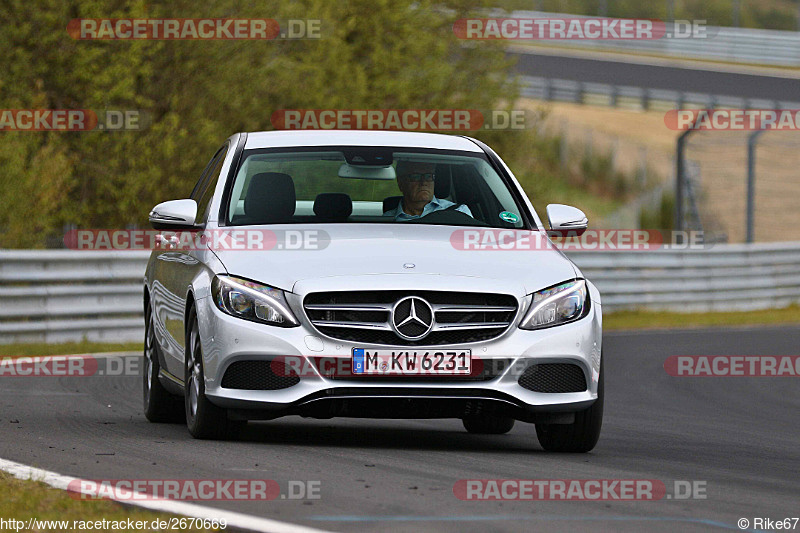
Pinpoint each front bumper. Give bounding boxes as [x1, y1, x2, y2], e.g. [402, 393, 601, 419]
[194, 291, 602, 421]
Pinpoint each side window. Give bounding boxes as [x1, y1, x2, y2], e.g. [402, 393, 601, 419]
[191, 144, 229, 224]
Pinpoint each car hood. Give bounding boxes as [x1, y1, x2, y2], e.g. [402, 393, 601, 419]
[211, 224, 577, 296]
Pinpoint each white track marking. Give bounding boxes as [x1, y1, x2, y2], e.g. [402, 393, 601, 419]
[0, 457, 333, 533]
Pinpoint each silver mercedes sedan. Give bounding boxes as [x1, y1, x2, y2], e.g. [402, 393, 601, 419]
[143, 130, 603, 452]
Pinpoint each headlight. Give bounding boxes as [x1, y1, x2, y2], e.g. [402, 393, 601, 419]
[211, 275, 299, 327]
[519, 279, 588, 330]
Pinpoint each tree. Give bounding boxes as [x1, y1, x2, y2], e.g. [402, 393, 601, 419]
[0, 0, 515, 247]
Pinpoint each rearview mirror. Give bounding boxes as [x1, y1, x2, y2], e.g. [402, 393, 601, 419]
[149, 199, 198, 229]
[338, 163, 396, 180]
[546, 204, 588, 236]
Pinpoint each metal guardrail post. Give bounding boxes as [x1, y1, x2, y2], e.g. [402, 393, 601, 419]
[675, 126, 697, 238]
[674, 109, 708, 239]
[746, 130, 765, 243]
[675, 133, 686, 234]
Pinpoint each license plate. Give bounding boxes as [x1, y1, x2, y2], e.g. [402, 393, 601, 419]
[352, 349, 471, 375]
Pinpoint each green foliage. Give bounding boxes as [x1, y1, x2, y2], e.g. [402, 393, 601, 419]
[0, 0, 512, 247]
[639, 191, 675, 230]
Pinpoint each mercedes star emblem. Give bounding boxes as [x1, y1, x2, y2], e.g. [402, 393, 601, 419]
[391, 296, 434, 340]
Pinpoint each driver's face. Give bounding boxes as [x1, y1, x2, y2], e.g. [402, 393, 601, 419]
[398, 162, 435, 204]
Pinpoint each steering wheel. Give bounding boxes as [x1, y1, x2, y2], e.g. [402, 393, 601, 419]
[405, 207, 489, 227]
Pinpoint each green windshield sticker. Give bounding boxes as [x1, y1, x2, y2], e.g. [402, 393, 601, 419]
[499, 211, 519, 224]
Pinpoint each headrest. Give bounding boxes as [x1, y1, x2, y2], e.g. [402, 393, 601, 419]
[314, 193, 353, 221]
[244, 172, 296, 223]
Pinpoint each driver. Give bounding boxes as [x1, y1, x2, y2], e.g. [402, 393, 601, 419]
[383, 160, 472, 221]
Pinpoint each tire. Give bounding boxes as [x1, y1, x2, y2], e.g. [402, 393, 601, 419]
[184, 308, 243, 439]
[143, 301, 184, 423]
[463, 416, 515, 435]
[536, 365, 603, 453]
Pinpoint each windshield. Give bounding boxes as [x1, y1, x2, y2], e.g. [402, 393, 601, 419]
[225, 147, 527, 229]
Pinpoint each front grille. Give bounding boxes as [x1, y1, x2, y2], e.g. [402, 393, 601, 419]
[220, 360, 300, 390]
[303, 290, 518, 346]
[518, 364, 587, 393]
[311, 356, 515, 382]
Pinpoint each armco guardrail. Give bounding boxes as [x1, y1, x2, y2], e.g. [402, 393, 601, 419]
[520, 75, 800, 110]
[509, 10, 800, 67]
[2, 244, 800, 344]
[568, 242, 800, 312]
[0, 251, 150, 345]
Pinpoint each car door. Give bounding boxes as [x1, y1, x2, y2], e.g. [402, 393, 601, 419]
[152, 143, 229, 377]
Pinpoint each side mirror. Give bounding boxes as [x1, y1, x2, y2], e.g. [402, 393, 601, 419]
[149, 199, 198, 230]
[546, 204, 588, 236]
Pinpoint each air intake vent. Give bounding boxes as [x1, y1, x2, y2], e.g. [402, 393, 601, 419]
[518, 364, 587, 393]
[221, 360, 300, 390]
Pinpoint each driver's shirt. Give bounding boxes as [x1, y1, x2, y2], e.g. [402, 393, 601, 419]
[383, 197, 473, 221]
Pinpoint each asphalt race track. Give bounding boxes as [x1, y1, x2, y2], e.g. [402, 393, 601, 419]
[1, 325, 798, 532]
[512, 51, 800, 103]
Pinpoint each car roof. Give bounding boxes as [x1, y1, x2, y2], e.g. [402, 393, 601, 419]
[243, 130, 483, 152]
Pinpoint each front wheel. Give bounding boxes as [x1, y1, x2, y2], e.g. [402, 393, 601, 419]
[143, 301, 183, 423]
[185, 308, 243, 439]
[536, 366, 603, 453]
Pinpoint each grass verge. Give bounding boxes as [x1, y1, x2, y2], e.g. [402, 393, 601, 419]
[0, 473, 221, 532]
[604, 305, 800, 331]
[0, 341, 142, 358]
